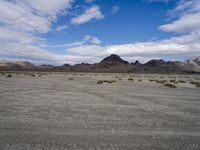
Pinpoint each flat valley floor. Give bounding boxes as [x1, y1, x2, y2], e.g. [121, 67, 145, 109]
[0, 73, 200, 150]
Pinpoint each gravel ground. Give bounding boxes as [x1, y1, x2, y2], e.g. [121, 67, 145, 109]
[0, 73, 200, 150]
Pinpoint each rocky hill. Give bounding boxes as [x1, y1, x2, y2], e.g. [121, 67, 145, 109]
[0, 55, 200, 74]
[194, 56, 200, 65]
[0, 61, 36, 71]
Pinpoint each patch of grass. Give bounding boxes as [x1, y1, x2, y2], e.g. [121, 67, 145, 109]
[128, 78, 134, 81]
[104, 80, 116, 84]
[178, 80, 186, 83]
[68, 77, 74, 80]
[31, 74, 36, 77]
[170, 80, 178, 84]
[97, 80, 104, 84]
[149, 79, 157, 82]
[164, 83, 177, 88]
[38, 74, 42, 77]
[6, 74, 12, 78]
[156, 80, 167, 84]
[97, 80, 116, 84]
[190, 81, 200, 87]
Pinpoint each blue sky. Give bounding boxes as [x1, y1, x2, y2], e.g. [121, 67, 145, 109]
[0, 0, 200, 64]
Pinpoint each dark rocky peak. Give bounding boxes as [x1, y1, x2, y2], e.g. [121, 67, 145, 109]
[144, 59, 166, 67]
[39, 64, 55, 69]
[100, 54, 129, 64]
[194, 56, 200, 65]
[186, 60, 198, 67]
[131, 60, 141, 66]
[62, 63, 71, 68]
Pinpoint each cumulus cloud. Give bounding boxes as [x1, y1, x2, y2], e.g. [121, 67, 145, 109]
[84, 35, 101, 44]
[71, 6, 104, 25]
[55, 25, 68, 32]
[0, 0, 74, 64]
[66, 32, 200, 63]
[159, 13, 200, 33]
[48, 35, 101, 48]
[159, 0, 200, 33]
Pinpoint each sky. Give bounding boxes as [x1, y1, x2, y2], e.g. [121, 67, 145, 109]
[0, 0, 200, 65]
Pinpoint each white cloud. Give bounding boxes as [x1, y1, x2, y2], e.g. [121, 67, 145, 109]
[66, 32, 200, 63]
[71, 6, 104, 25]
[159, 13, 200, 33]
[48, 35, 101, 48]
[159, 0, 200, 33]
[20, 0, 73, 19]
[0, 0, 75, 64]
[0, 1, 51, 33]
[55, 25, 68, 32]
[84, 35, 101, 44]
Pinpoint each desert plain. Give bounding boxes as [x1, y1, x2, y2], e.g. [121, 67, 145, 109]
[0, 72, 200, 150]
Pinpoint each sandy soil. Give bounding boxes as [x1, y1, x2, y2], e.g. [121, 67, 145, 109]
[0, 73, 200, 150]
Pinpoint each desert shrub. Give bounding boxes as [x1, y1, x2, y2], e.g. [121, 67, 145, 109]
[128, 78, 134, 81]
[68, 77, 74, 80]
[31, 74, 36, 77]
[97, 80, 104, 84]
[97, 80, 116, 84]
[138, 79, 142, 82]
[164, 83, 177, 88]
[190, 81, 200, 87]
[170, 79, 176, 82]
[178, 80, 186, 83]
[6, 74, 12, 77]
[104, 80, 116, 84]
[149, 79, 157, 82]
[170, 80, 178, 84]
[156, 80, 167, 84]
[118, 78, 122, 81]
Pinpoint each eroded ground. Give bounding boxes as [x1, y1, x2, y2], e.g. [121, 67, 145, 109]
[0, 72, 200, 150]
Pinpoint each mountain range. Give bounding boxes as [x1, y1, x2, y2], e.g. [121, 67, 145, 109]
[1, 54, 200, 74]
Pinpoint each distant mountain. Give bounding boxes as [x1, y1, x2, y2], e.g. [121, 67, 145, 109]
[38, 64, 55, 69]
[194, 56, 200, 65]
[100, 54, 129, 65]
[131, 60, 141, 66]
[143, 59, 166, 67]
[0, 61, 36, 71]
[0, 55, 200, 74]
[186, 60, 198, 67]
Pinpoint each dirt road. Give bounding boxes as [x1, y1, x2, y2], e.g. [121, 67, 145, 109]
[0, 73, 200, 150]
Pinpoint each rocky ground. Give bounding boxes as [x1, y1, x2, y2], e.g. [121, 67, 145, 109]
[0, 72, 200, 150]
